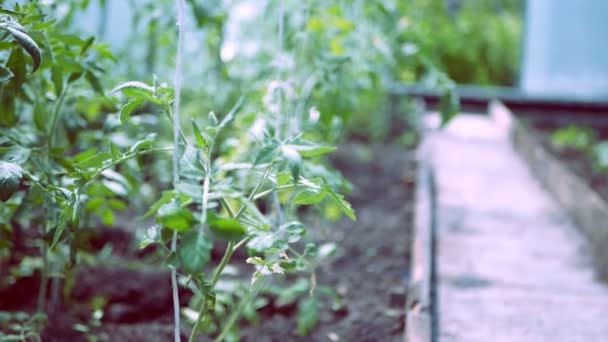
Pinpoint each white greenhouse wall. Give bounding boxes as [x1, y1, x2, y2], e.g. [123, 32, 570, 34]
[521, 0, 608, 99]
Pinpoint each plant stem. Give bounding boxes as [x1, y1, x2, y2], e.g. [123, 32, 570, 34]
[38, 83, 69, 314]
[172, 0, 187, 340]
[235, 167, 272, 218]
[219, 198, 235, 218]
[82, 147, 173, 189]
[200, 174, 210, 228]
[188, 239, 234, 342]
[253, 183, 298, 200]
[234, 237, 250, 250]
[210, 241, 235, 288]
[187, 294, 211, 342]
[48, 86, 69, 154]
[25, 173, 58, 201]
[165, 105, 189, 144]
[189, 165, 272, 341]
[171, 232, 180, 341]
[36, 224, 48, 313]
[187, 173, 212, 341]
[214, 276, 265, 342]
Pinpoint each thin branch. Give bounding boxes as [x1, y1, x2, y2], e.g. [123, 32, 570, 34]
[172, 0, 187, 341]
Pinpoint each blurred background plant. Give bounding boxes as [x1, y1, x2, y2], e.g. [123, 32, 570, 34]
[398, 0, 523, 86]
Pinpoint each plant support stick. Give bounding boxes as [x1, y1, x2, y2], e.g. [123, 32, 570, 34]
[172, 0, 186, 341]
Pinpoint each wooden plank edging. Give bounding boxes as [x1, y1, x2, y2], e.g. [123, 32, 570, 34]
[490, 100, 608, 279]
[404, 140, 435, 342]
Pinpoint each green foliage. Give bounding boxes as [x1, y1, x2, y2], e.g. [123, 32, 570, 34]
[157, 201, 196, 232]
[208, 215, 247, 241]
[0, 311, 46, 341]
[551, 125, 594, 150]
[0, 14, 41, 72]
[0, 0, 476, 340]
[593, 142, 608, 171]
[297, 297, 320, 336]
[550, 125, 608, 173]
[0, 161, 23, 202]
[399, 0, 523, 86]
[178, 231, 212, 274]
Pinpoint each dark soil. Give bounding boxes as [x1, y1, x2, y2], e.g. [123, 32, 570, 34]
[239, 143, 416, 342]
[527, 119, 608, 201]
[0, 142, 416, 342]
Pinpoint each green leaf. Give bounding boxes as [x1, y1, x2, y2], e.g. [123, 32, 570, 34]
[304, 243, 318, 257]
[254, 143, 279, 166]
[282, 145, 302, 182]
[129, 133, 156, 154]
[293, 189, 326, 205]
[157, 201, 196, 232]
[283, 222, 305, 243]
[551, 125, 592, 150]
[0, 22, 41, 72]
[143, 190, 177, 219]
[50, 216, 68, 250]
[208, 216, 247, 241]
[0, 66, 13, 83]
[289, 144, 337, 158]
[120, 99, 144, 123]
[139, 226, 159, 249]
[0, 93, 17, 126]
[68, 71, 83, 83]
[73, 149, 97, 163]
[246, 256, 266, 265]
[0, 161, 23, 202]
[191, 120, 208, 149]
[3, 145, 30, 164]
[6, 47, 26, 91]
[247, 231, 277, 253]
[318, 242, 337, 258]
[111, 81, 160, 104]
[108, 199, 128, 211]
[276, 172, 291, 186]
[276, 279, 310, 307]
[297, 297, 320, 336]
[179, 146, 205, 181]
[80, 36, 95, 56]
[593, 142, 608, 169]
[178, 230, 212, 274]
[51, 66, 63, 96]
[322, 184, 356, 220]
[85, 71, 104, 94]
[218, 96, 244, 130]
[74, 152, 112, 169]
[0, 41, 12, 50]
[208, 111, 218, 126]
[439, 87, 459, 127]
[100, 207, 115, 226]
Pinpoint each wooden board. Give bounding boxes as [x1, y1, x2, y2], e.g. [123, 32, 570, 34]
[490, 100, 608, 279]
[404, 141, 435, 342]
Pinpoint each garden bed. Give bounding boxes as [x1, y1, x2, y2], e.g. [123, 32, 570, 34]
[526, 121, 608, 202]
[0, 142, 416, 341]
[491, 101, 608, 280]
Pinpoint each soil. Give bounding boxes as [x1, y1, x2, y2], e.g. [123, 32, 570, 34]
[526, 119, 608, 201]
[0, 142, 416, 342]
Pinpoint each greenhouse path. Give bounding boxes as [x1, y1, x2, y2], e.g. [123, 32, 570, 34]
[423, 113, 608, 342]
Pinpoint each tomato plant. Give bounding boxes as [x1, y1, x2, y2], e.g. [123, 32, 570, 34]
[0, 1, 470, 341]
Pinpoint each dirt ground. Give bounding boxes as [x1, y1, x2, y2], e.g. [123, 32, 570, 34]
[0, 142, 416, 342]
[529, 120, 608, 201]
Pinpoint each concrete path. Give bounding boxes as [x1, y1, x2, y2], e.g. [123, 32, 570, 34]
[425, 114, 608, 342]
